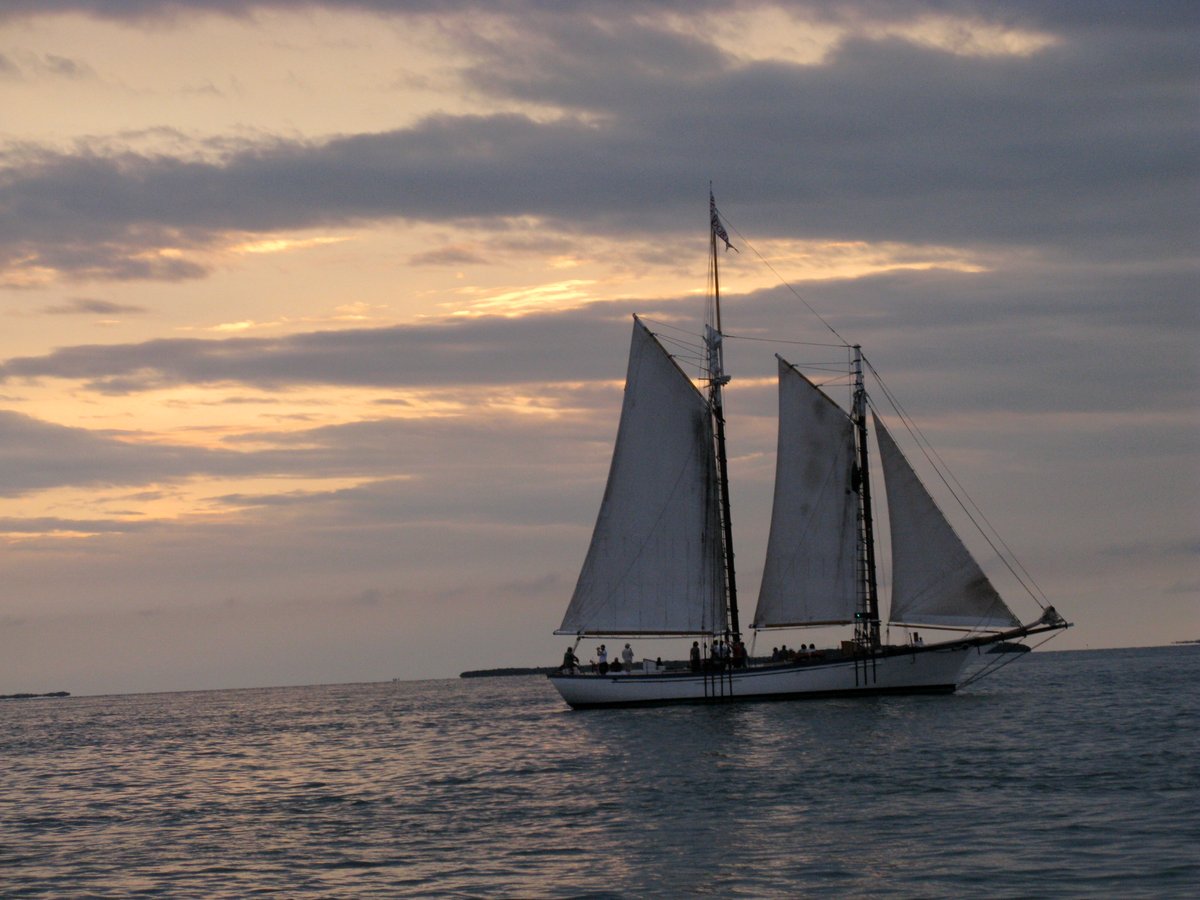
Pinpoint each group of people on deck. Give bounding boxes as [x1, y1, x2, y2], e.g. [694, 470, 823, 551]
[558, 637, 838, 674]
[559, 642, 663, 675]
[687, 638, 748, 672]
[560, 637, 762, 675]
[771, 643, 822, 662]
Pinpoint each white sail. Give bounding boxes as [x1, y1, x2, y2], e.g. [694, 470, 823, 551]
[873, 414, 1019, 629]
[753, 359, 859, 628]
[557, 317, 726, 636]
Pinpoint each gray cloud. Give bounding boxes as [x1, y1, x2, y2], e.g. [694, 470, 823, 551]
[42, 298, 149, 315]
[1, 2, 1194, 282]
[0, 51, 97, 81]
[0, 516, 151, 534]
[0, 305, 634, 392]
[0, 367, 621, 502]
[3, 257, 1194, 415]
[0, 410, 238, 497]
[2, 2, 1196, 29]
[407, 245, 491, 267]
[41, 54, 93, 78]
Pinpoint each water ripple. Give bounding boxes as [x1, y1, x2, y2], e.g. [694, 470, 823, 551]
[1, 648, 1197, 897]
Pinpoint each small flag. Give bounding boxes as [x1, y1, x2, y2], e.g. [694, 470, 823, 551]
[710, 190, 738, 252]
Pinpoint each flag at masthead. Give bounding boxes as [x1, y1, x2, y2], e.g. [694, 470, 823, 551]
[710, 190, 738, 253]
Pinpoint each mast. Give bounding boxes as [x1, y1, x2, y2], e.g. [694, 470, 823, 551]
[708, 191, 739, 638]
[852, 346, 881, 648]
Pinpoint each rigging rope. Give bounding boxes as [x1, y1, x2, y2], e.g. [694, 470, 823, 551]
[864, 358, 1050, 610]
[640, 317, 710, 377]
[666, 207, 1050, 620]
[959, 629, 1064, 688]
[719, 214, 851, 348]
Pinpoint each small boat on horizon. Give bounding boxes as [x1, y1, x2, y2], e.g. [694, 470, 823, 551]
[548, 192, 1070, 709]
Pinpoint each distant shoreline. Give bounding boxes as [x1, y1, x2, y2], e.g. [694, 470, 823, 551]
[1, 691, 70, 701]
[460, 667, 557, 678]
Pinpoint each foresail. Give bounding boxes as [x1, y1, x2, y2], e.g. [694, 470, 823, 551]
[557, 318, 727, 636]
[753, 359, 858, 628]
[873, 414, 1019, 629]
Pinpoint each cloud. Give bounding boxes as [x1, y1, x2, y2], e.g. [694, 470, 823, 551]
[0, 516, 151, 535]
[0, 51, 95, 81]
[0, 2, 1193, 284]
[0, 362, 624, 504]
[2, 1, 1194, 30]
[41, 298, 148, 315]
[0, 304, 636, 393]
[408, 244, 491, 267]
[39, 54, 94, 79]
[3, 257, 1194, 414]
[0, 410, 242, 497]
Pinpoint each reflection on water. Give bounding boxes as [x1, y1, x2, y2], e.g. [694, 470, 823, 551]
[2, 648, 1197, 897]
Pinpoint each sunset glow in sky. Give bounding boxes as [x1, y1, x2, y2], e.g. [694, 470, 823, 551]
[1, 1, 1196, 695]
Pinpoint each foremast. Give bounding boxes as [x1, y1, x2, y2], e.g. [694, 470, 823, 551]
[852, 346, 882, 649]
[707, 191, 740, 640]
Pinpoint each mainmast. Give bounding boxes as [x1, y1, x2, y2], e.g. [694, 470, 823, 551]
[708, 191, 740, 639]
[852, 346, 882, 648]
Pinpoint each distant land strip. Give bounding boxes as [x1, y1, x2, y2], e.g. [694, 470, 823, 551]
[460, 667, 557, 678]
[1, 691, 70, 700]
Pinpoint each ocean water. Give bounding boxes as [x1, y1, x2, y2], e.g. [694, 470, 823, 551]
[2, 646, 1197, 898]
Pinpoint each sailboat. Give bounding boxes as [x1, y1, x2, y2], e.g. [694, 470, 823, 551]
[548, 194, 1069, 709]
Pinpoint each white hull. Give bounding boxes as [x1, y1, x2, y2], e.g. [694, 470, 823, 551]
[549, 645, 976, 709]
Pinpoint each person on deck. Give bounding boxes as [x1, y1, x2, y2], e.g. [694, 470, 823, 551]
[690, 641, 702, 672]
[597, 644, 609, 674]
[622, 643, 635, 670]
[559, 647, 579, 674]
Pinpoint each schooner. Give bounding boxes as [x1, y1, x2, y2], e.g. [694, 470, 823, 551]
[548, 193, 1069, 709]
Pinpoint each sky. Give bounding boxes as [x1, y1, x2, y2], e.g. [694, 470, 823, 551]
[0, 0, 1196, 696]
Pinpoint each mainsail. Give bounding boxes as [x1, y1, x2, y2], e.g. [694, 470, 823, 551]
[873, 413, 1019, 629]
[557, 317, 727, 636]
[753, 358, 859, 628]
